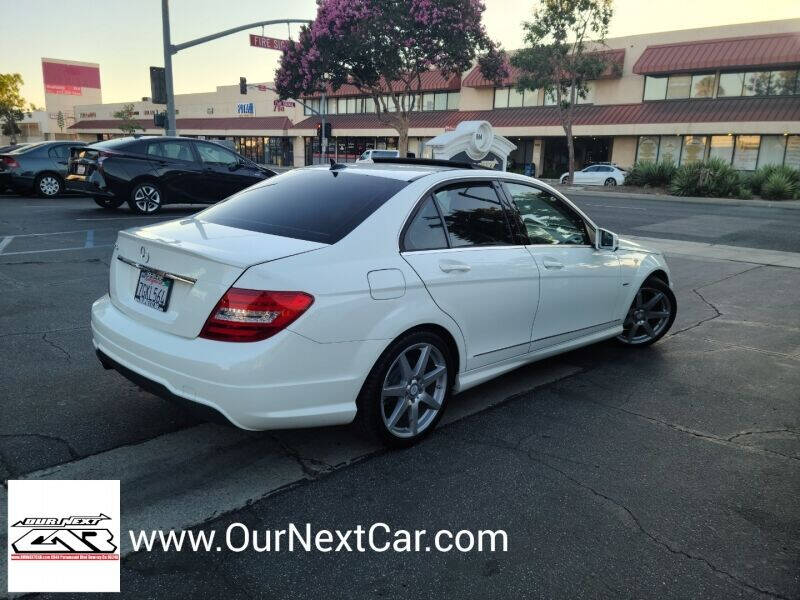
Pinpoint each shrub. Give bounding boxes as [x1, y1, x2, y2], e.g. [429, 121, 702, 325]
[668, 157, 744, 198]
[761, 171, 796, 200]
[624, 161, 676, 187]
[748, 164, 800, 196]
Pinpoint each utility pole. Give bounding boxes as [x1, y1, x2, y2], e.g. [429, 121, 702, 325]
[161, 0, 176, 136]
[159, 0, 311, 138]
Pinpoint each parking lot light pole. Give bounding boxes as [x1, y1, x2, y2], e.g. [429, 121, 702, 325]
[160, 0, 311, 137]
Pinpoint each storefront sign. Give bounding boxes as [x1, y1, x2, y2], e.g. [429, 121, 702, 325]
[249, 34, 288, 51]
[636, 136, 659, 163]
[45, 84, 82, 96]
[273, 99, 295, 112]
[658, 136, 681, 165]
[236, 102, 255, 116]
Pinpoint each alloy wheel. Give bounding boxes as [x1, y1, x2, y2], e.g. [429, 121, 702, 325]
[134, 185, 161, 213]
[39, 175, 61, 196]
[618, 286, 673, 344]
[381, 342, 448, 438]
[604, 178, 617, 186]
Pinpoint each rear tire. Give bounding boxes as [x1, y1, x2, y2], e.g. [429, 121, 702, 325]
[128, 182, 163, 214]
[353, 330, 454, 448]
[93, 197, 124, 210]
[35, 173, 63, 197]
[604, 177, 617, 186]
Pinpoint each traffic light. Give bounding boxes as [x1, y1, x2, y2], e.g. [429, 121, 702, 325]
[324, 122, 332, 139]
[316, 123, 322, 139]
[239, 77, 247, 95]
[153, 112, 166, 128]
[150, 67, 166, 104]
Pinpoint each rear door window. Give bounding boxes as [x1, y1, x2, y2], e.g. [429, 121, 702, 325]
[199, 168, 408, 244]
[432, 181, 513, 247]
[147, 140, 194, 162]
[402, 196, 448, 251]
[48, 145, 69, 160]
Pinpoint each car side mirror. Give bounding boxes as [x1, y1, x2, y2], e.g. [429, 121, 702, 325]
[228, 161, 242, 171]
[596, 228, 618, 251]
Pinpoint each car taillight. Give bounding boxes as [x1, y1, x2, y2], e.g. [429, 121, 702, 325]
[199, 288, 314, 342]
[1, 156, 20, 168]
[97, 151, 113, 170]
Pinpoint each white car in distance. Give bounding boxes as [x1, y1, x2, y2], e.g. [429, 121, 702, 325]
[356, 149, 401, 163]
[560, 163, 627, 186]
[93, 159, 676, 447]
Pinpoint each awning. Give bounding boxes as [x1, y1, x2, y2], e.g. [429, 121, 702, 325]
[304, 70, 461, 99]
[69, 116, 293, 132]
[632, 32, 800, 75]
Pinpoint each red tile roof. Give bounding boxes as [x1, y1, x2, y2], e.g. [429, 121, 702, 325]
[69, 116, 293, 131]
[304, 70, 461, 98]
[293, 97, 800, 131]
[462, 49, 625, 88]
[633, 32, 800, 75]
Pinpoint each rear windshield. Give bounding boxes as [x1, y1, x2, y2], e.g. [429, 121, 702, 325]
[198, 168, 408, 244]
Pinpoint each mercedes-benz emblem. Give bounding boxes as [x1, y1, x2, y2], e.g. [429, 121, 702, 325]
[139, 246, 150, 263]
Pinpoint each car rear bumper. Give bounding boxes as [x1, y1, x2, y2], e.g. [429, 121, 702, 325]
[91, 294, 383, 430]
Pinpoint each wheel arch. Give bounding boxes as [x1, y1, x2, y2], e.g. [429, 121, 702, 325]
[646, 268, 670, 287]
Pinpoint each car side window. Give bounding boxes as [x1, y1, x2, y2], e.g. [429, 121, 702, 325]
[583, 165, 599, 172]
[196, 142, 239, 166]
[403, 196, 448, 251]
[147, 140, 194, 162]
[503, 182, 590, 246]
[48, 145, 68, 160]
[432, 181, 513, 248]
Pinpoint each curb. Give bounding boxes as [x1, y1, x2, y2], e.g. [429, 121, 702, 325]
[552, 186, 800, 210]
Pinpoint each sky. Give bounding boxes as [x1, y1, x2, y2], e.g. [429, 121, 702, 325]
[2, 0, 798, 107]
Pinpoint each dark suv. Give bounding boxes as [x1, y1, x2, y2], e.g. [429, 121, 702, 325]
[66, 136, 276, 214]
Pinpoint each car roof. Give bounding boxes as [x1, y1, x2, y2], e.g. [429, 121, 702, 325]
[303, 163, 448, 182]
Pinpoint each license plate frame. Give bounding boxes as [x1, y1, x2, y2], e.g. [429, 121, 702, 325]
[134, 269, 173, 312]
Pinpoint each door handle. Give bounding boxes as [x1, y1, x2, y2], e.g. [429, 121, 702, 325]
[542, 258, 564, 269]
[439, 260, 471, 273]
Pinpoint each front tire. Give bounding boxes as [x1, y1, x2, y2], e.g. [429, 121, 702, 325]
[354, 330, 453, 448]
[128, 182, 163, 214]
[35, 173, 63, 197]
[93, 197, 125, 210]
[560, 176, 569, 185]
[616, 278, 676, 346]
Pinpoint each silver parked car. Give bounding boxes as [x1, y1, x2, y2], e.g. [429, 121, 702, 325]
[0, 141, 87, 197]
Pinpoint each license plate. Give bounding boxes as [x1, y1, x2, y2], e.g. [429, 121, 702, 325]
[76, 164, 86, 174]
[134, 269, 173, 312]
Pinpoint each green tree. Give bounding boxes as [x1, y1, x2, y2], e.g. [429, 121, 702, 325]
[275, 0, 506, 156]
[511, 0, 614, 182]
[56, 110, 65, 132]
[0, 73, 27, 144]
[112, 103, 144, 135]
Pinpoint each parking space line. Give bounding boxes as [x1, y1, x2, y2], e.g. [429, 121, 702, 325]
[0, 227, 113, 238]
[0, 236, 13, 254]
[0, 244, 112, 257]
[84, 229, 95, 248]
[76, 216, 170, 221]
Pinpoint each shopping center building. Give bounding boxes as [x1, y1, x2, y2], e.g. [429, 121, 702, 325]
[62, 18, 800, 174]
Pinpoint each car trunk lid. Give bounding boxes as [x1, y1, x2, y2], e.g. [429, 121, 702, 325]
[110, 218, 327, 338]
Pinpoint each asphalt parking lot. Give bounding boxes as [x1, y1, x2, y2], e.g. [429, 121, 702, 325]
[1, 192, 799, 599]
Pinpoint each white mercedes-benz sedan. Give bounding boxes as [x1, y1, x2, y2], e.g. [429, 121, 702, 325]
[92, 159, 676, 446]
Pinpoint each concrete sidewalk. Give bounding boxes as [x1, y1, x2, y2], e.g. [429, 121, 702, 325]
[627, 235, 800, 269]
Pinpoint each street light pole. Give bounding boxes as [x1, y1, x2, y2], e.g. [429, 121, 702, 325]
[159, 0, 311, 138]
[161, 0, 176, 136]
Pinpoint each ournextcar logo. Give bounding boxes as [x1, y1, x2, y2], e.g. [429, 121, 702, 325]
[11, 513, 119, 560]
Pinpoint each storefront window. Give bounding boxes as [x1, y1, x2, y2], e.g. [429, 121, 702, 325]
[522, 89, 538, 107]
[785, 136, 800, 169]
[770, 70, 798, 95]
[346, 97, 358, 113]
[434, 92, 448, 110]
[421, 93, 434, 111]
[636, 136, 660, 163]
[327, 98, 337, 115]
[690, 74, 715, 98]
[717, 72, 744, 97]
[732, 135, 760, 170]
[658, 136, 682, 164]
[336, 98, 347, 114]
[643, 76, 668, 101]
[577, 84, 594, 104]
[681, 135, 708, 164]
[757, 135, 787, 169]
[543, 89, 557, 106]
[447, 91, 460, 110]
[508, 88, 523, 108]
[365, 97, 376, 113]
[666, 75, 691, 99]
[494, 88, 509, 109]
[709, 135, 734, 164]
[743, 72, 771, 96]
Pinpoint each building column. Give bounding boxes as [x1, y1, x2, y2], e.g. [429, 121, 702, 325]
[292, 136, 305, 167]
[532, 138, 544, 178]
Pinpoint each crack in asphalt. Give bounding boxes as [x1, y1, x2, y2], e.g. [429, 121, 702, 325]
[670, 265, 763, 337]
[269, 435, 337, 479]
[0, 433, 79, 478]
[448, 433, 792, 600]
[726, 429, 800, 443]
[42, 332, 71, 360]
[0, 325, 89, 339]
